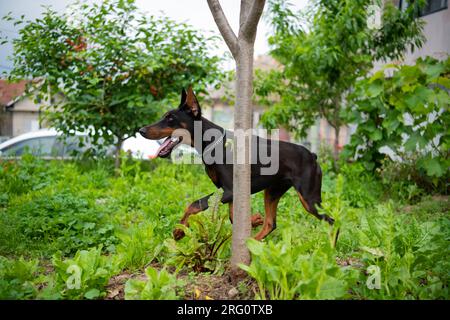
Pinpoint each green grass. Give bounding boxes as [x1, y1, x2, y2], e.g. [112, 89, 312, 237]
[0, 154, 448, 300]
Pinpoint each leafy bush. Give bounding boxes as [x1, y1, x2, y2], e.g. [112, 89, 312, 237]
[379, 157, 440, 198]
[52, 247, 116, 299]
[349, 204, 449, 299]
[115, 222, 163, 271]
[0, 256, 40, 299]
[344, 57, 449, 184]
[124, 267, 182, 300]
[339, 163, 382, 208]
[0, 155, 55, 197]
[6, 191, 117, 255]
[241, 232, 349, 300]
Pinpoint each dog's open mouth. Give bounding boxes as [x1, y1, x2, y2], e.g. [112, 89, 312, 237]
[156, 136, 182, 158]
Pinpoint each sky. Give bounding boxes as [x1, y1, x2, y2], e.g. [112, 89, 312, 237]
[0, 0, 309, 73]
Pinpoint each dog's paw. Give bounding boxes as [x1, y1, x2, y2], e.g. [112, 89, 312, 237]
[251, 214, 264, 227]
[173, 228, 186, 240]
[323, 215, 335, 225]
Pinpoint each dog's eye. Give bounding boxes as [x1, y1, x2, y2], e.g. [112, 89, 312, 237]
[166, 115, 175, 124]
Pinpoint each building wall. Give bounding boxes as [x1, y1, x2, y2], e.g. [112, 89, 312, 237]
[0, 109, 12, 137]
[374, 3, 449, 71]
[4, 96, 51, 137]
[11, 95, 43, 112]
[11, 111, 41, 137]
[404, 7, 450, 63]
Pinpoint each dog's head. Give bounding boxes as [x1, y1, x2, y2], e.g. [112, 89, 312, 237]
[139, 86, 201, 158]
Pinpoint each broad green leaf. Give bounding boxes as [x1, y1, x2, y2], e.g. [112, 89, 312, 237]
[317, 277, 347, 299]
[84, 288, 100, 300]
[246, 239, 264, 256]
[367, 81, 383, 97]
[369, 130, 382, 141]
[422, 158, 445, 177]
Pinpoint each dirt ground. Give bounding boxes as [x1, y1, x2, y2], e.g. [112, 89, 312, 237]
[105, 263, 257, 300]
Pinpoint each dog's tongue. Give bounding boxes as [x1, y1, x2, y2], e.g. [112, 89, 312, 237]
[154, 137, 172, 158]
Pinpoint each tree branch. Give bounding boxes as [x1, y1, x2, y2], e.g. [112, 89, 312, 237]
[239, 0, 266, 41]
[207, 0, 239, 58]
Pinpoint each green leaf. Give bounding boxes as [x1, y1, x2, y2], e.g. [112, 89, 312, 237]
[246, 239, 264, 256]
[424, 63, 444, 80]
[405, 133, 427, 152]
[316, 277, 347, 299]
[422, 158, 445, 177]
[84, 288, 100, 300]
[369, 129, 382, 141]
[434, 76, 450, 89]
[382, 118, 400, 134]
[367, 81, 383, 97]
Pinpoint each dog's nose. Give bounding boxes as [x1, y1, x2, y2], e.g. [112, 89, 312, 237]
[139, 128, 146, 137]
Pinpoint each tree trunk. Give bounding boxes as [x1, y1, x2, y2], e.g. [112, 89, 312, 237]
[114, 137, 123, 172]
[207, 0, 265, 281]
[231, 42, 254, 274]
[333, 125, 340, 163]
[331, 98, 341, 169]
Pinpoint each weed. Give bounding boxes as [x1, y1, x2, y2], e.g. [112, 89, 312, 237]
[165, 190, 231, 273]
[52, 247, 116, 299]
[124, 267, 183, 300]
[0, 256, 40, 299]
[115, 222, 163, 271]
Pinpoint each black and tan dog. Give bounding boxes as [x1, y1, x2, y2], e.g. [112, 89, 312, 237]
[139, 87, 334, 241]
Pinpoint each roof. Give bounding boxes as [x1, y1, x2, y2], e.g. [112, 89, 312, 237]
[0, 79, 28, 107]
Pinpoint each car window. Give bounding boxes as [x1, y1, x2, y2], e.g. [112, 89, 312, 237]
[56, 135, 115, 157]
[1, 137, 58, 157]
[56, 135, 89, 157]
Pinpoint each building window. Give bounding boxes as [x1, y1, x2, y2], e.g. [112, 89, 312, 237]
[398, 0, 448, 17]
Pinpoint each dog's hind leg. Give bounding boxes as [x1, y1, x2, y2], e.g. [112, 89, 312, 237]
[296, 191, 334, 225]
[254, 186, 290, 240]
[228, 202, 264, 228]
[294, 164, 334, 225]
[173, 193, 213, 240]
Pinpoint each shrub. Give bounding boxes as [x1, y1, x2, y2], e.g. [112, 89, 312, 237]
[339, 163, 382, 208]
[5, 190, 117, 256]
[0, 256, 40, 299]
[349, 204, 449, 299]
[241, 232, 349, 300]
[344, 56, 449, 182]
[379, 157, 440, 199]
[115, 222, 163, 271]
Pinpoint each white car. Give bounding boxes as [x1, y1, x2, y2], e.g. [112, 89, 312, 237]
[0, 128, 197, 160]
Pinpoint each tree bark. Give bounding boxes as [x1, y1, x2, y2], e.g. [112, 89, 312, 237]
[114, 137, 123, 172]
[207, 0, 265, 279]
[231, 42, 253, 273]
[333, 125, 340, 166]
[331, 98, 341, 169]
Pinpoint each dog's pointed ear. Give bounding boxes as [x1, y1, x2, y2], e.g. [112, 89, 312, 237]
[185, 86, 201, 118]
[180, 88, 187, 105]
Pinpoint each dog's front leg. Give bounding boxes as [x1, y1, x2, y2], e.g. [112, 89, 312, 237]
[173, 193, 213, 240]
